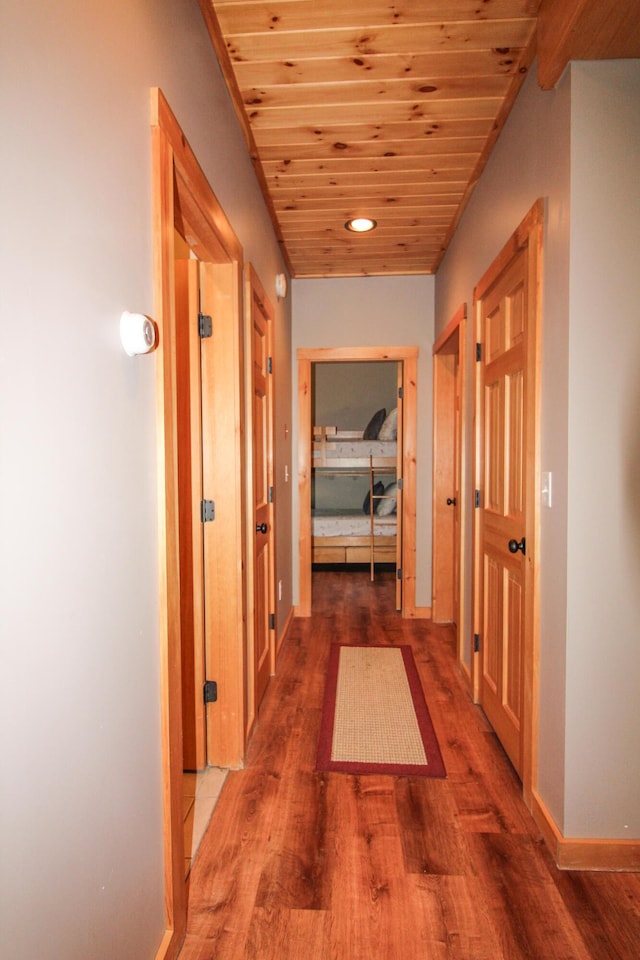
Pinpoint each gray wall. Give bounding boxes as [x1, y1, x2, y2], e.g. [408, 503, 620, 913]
[0, 2, 291, 957]
[292, 275, 435, 608]
[434, 59, 640, 839]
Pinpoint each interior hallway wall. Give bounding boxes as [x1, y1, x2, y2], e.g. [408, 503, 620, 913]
[0, 2, 290, 958]
[292, 275, 435, 610]
[435, 61, 572, 830]
[434, 59, 640, 840]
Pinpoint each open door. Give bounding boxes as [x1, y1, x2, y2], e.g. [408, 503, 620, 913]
[473, 200, 542, 796]
[175, 254, 206, 772]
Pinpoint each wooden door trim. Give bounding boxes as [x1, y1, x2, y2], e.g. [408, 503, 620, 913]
[151, 88, 245, 960]
[297, 345, 419, 618]
[472, 198, 544, 805]
[432, 304, 468, 673]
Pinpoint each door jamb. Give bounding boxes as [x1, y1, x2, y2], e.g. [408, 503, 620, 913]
[472, 199, 544, 805]
[151, 88, 246, 960]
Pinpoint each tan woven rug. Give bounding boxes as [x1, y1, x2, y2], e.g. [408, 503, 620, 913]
[316, 644, 446, 777]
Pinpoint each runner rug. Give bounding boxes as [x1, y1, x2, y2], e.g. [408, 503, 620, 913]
[316, 644, 446, 778]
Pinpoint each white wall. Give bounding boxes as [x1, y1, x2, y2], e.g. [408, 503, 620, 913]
[564, 60, 640, 838]
[292, 275, 435, 608]
[0, 2, 290, 957]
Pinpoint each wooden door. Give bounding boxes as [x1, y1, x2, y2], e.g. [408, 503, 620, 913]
[474, 199, 542, 788]
[175, 256, 206, 771]
[432, 335, 459, 623]
[478, 249, 527, 773]
[246, 266, 275, 719]
[395, 363, 404, 611]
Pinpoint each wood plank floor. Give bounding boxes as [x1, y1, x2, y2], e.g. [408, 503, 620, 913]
[179, 571, 640, 959]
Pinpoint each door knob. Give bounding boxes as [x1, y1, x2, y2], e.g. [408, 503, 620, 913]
[508, 537, 526, 555]
[446, 497, 457, 506]
[256, 522, 268, 534]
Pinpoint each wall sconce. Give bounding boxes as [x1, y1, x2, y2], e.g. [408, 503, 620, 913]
[275, 273, 288, 300]
[120, 311, 157, 356]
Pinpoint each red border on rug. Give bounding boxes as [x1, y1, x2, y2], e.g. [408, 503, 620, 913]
[316, 644, 446, 778]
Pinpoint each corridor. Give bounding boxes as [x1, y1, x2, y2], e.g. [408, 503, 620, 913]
[178, 571, 640, 959]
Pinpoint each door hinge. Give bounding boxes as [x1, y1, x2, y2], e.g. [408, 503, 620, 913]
[397, 477, 403, 490]
[474, 634, 480, 653]
[267, 356, 273, 374]
[475, 342, 482, 362]
[203, 680, 218, 704]
[397, 567, 402, 580]
[200, 499, 215, 523]
[398, 386, 404, 399]
[198, 313, 213, 338]
[474, 489, 481, 509]
[268, 485, 274, 503]
[269, 613, 275, 630]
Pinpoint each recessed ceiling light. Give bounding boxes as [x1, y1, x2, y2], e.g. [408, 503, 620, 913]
[345, 217, 377, 233]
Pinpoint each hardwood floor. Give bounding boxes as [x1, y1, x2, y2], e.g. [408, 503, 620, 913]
[179, 570, 640, 959]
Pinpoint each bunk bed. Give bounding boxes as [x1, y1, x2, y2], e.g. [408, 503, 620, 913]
[311, 423, 398, 579]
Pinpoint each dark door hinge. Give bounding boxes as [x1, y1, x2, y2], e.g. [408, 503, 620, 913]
[397, 477, 403, 490]
[268, 485, 274, 504]
[198, 313, 213, 338]
[474, 489, 481, 509]
[203, 680, 218, 704]
[398, 386, 404, 399]
[267, 356, 273, 374]
[269, 613, 275, 630]
[397, 567, 402, 580]
[476, 342, 482, 362]
[200, 499, 215, 523]
[474, 634, 480, 653]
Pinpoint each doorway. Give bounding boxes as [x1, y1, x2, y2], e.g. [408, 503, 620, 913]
[472, 200, 543, 802]
[152, 89, 248, 959]
[297, 346, 418, 618]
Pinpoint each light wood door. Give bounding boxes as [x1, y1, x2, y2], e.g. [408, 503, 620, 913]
[395, 363, 404, 611]
[175, 257, 207, 771]
[478, 249, 528, 775]
[246, 266, 275, 718]
[432, 334, 459, 624]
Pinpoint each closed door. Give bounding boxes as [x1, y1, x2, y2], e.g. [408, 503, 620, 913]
[477, 249, 528, 775]
[432, 329, 461, 625]
[247, 266, 275, 718]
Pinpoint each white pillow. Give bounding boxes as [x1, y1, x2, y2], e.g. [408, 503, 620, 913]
[377, 407, 397, 441]
[376, 480, 397, 516]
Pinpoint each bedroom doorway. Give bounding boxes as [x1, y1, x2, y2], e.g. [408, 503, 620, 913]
[297, 346, 418, 618]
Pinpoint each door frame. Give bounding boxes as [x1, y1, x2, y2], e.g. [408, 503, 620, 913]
[472, 199, 543, 805]
[151, 88, 247, 960]
[297, 346, 418, 618]
[432, 304, 468, 669]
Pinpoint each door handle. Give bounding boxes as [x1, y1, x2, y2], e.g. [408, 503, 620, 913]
[508, 537, 526, 555]
[256, 522, 268, 534]
[446, 497, 457, 506]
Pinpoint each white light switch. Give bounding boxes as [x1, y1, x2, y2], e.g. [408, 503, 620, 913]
[541, 471, 552, 508]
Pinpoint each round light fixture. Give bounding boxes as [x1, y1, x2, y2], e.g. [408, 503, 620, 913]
[345, 217, 377, 233]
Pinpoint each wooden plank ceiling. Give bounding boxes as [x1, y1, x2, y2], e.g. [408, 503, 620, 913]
[201, 0, 541, 278]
